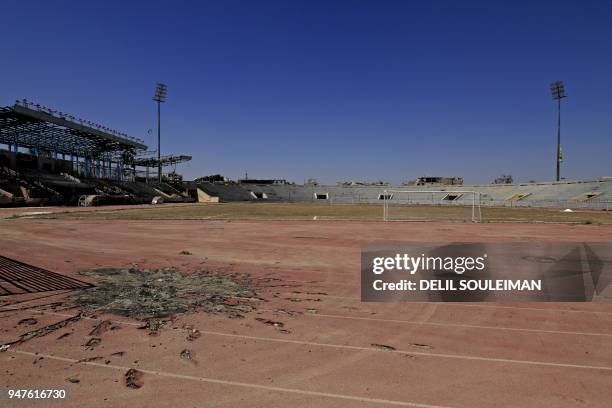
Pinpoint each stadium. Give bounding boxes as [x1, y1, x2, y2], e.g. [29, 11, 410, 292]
[2, 3, 612, 408]
[2, 99, 612, 220]
[1, 93, 612, 407]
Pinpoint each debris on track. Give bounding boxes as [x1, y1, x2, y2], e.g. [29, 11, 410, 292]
[180, 348, 196, 364]
[410, 343, 433, 349]
[72, 267, 258, 319]
[138, 318, 170, 335]
[77, 356, 104, 363]
[1, 267, 261, 351]
[186, 329, 201, 342]
[255, 318, 284, 328]
[371, 343, 396, 351]
[3, 311, 87, 347]
[89, 320, 116, 336]
[255, 317, 291, 334]
[84, 338, 101, 350]
[18, 318, 38, 326]
[125, 368, 144, 389]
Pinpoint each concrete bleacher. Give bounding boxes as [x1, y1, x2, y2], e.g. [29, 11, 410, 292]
[197, 179, 612, 210]
[196, 183, 256, 202]
[0, 164, 193, 206]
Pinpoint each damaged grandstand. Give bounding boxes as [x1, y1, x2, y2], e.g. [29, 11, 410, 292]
[193, 177, 612, 210]
[0, 100, 194, 206]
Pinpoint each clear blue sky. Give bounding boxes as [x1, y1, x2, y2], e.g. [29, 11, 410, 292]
[2, 0, 611, 184]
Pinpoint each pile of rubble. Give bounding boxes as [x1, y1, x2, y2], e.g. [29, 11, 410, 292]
[73, 267, 258, 319]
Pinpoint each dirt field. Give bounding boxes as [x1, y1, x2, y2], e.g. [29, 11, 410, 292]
[1, 203, 612, 407]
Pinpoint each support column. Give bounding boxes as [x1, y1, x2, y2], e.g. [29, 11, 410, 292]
[35, 146, 42, 171]
[84, 157, 90, 178]
[9, 143, 18, 168]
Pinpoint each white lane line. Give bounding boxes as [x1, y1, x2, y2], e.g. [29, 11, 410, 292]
[294, 312, 612, 338]
[281, 286, 612, 315]
[8, 349, 449, 408]
[38, 311, 612, 371]
[178, 330, 612, 371]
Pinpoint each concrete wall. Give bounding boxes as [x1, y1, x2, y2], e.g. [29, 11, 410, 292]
[196, 180, 612, 209]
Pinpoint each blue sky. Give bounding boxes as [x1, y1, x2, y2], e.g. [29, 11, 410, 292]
[1, 1, 611, 184]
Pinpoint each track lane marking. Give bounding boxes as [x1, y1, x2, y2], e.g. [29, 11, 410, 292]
[291, 311, 612, 337]
[280, 284, 612, 315]
[7, 349, 450, 408]
[30, 310, 612, 371]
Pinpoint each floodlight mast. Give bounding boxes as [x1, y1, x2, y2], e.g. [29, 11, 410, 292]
[550, 81, 566, 182]
[153, 83, 168, 184]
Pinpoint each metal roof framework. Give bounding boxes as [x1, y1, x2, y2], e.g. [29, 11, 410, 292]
[133, 154, 192, 168]
[0, 102, 147, 161]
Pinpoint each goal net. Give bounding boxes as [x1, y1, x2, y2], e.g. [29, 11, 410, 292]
[382, 190, 482, 222]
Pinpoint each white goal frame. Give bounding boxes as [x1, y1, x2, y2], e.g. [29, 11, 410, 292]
[382, 190, 482, 222]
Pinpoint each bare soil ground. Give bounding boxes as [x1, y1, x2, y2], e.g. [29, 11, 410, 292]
[1, 203, 612, 407]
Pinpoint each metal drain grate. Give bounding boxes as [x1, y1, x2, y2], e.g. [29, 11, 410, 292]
[0, 255, 93, 296]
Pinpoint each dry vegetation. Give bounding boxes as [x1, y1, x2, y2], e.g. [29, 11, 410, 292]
[31, 202, 612, 224]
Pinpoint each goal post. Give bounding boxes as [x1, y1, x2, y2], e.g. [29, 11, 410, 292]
[382, 189, 482, 222]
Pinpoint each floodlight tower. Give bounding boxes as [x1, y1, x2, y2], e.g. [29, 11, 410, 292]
[153, 83, 168, 184]
[550, 81, 566, 182]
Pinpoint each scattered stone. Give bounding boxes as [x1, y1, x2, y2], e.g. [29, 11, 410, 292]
[286, 298, 321, 303]
[8, 312, 86, 346]
[274, 309, 303, 317]
[125, 368, 144, 389]
[186, 329, 201, 342]
[89, 320, 115, 336]
[410, 343, 433, 349]
[371, 343, 396, 351]
[85, 338, 101, 350]
[255, 318, 284, 328]
[180, 349, 194, 363]
[139, 318, 169, 335]
[179, 250, 192, 255]
[18, 318, 38, 326]
[66, 376, 80, 383]
[77, 356, 104, 363]
[110, 351, 126, 357]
